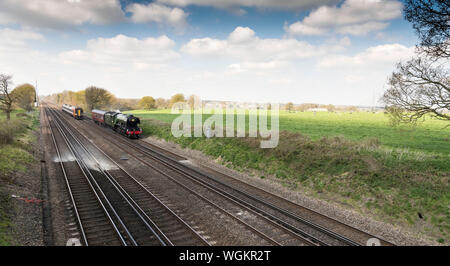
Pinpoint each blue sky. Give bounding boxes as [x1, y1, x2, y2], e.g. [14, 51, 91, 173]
[0, 0, 419, 106]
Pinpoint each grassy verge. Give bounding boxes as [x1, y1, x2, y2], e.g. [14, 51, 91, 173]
[0, 191, 14, 245]
[139, 116, 449, 244]
[0, 109, 39, 246]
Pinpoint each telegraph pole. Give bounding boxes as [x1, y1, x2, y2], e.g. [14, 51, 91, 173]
[35, 80, 39, 107]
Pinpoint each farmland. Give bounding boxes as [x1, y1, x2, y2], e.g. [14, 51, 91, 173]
[128, 109, 449, 155]
[126, 108, 450, 243]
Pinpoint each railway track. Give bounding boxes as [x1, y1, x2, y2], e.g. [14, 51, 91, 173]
[45, 108, 126, 246]
[51, 105, 315, 246]
[47, 102, 394, 246]
[69, 110, 390, 246]
[139, 140, 395, 246]
[80, 112, 394, 246]
[46, 107, 209, 246]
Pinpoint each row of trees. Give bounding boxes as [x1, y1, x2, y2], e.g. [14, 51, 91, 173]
[48, 86, 115, 111]
[283, 103, 358, 113]
[137, 93, 187, 110]
[47, 87, 194, 112]
[0, 74, 36, 120]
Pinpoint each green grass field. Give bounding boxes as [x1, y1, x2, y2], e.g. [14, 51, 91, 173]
[127, 108, 449, 243]
[128, 109, 449, 155]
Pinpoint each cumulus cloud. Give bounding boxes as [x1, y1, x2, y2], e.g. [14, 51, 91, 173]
[182, 26, 328, 63]
[318, 43, 415, 68]
[227, 61, 289, 74]
[157, 0, 339, 10]
[0, 28, 50, 84]
[0, 28, 44, 48]
[286, 0, 403, 36]
[126, 3, 188, 30]
[0, 28, 47, 73]
[181, 26, 353, 75]
[0, 0, 190, 30]
[0, 0, 125, 29]
[59, 34, 180, 69]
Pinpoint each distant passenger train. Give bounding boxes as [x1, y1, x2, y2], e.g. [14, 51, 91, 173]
[62, 104, 83, 120]
[91, 109, 142, 139]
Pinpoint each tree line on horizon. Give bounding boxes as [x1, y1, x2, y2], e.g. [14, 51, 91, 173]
[44, 86, 193, 112]
[46, 86, 361, 114]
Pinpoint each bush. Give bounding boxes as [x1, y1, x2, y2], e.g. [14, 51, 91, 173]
[0, 120, 26, 145]
[15, 113, 30, 118]
[0, 145, 33, 177]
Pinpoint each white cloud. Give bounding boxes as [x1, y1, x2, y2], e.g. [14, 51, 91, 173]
[126, 3, 188, 29]
[181, 26, 353, 76]
[0, 0, 125, 29]
[157, 0, 340, 10]
[0, 28, 44, 49]
[227, 61, 289, 74]
[182, 26, 326, 63]
[59, 34, 180, 69]
[286, 23, 328, 36]
[0, 25, 416, 107]
[318, 43, 414, 68]
[0, 28, 52, 90]
[286, 0, 403, 36]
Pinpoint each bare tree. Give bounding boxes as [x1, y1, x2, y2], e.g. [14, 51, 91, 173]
[383, 1, 450, 125]
[0, 74, 14, 120]
[382, 57, 449, 124]
[155, 98, 168, 109]
[404, 0, 450, 58]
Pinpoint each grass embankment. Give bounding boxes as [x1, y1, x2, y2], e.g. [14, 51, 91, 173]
[0, 109, 38, 246]
[127, 109, 449, 243]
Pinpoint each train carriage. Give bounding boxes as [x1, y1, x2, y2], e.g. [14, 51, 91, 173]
[91, 109, 107, 125]
[62, 104, 83, 119]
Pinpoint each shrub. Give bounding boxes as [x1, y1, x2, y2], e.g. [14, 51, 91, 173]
[15, 113, 29, 118]
[0, 119, 26, 145]
[0, 145, 33, 177]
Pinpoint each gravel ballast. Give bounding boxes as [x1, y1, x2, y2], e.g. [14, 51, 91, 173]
[142, 135, 439, 246]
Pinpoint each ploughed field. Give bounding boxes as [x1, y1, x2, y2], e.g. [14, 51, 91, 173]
[126, 109, 449, 244]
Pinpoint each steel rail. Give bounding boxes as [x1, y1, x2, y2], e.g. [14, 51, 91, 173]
[53, 107, 211, 246]
[93, 126, 332, 245]
[51, 108, 203, 246]
[45, 108, 127, 246]
[76, 116, 320, 246]
[48, 102, 394, 246]
[85, 116, 363, 245]
[49, 108, 139, 245]
[141, 139, 395, 246]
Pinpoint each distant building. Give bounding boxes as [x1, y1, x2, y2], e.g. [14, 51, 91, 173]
[307, 108, 328, 112]
[357, 106, 385, 112]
